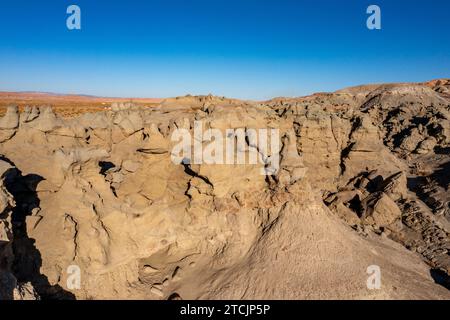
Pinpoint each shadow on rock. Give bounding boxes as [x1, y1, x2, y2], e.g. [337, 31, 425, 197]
[3, 164, 76, 300]
[430, 269, 450, 290]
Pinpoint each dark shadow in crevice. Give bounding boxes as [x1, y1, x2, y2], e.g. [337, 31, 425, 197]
[3, 163, 76, 300]
[411, 116, 429, 126]
[167, 292, 182, 300]
[430, 269, 450, 291]
[366, 175, 384, 193]
[433, 161, 450, 190]
[347, 195, 364, 218]
[406, 176, 427, 192]
[182, 162, 213, 187]
[98, 161, 115, 176]
[435, 146, 450, 155]
[0, 155, 15, 166]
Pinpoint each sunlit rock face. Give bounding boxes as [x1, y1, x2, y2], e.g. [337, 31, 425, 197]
[0, 80, 449, 299]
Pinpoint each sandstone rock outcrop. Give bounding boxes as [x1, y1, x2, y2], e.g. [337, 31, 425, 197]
[0, 80, 449, 299]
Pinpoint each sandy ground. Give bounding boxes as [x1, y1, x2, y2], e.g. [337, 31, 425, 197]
[0, 92, 162, 117]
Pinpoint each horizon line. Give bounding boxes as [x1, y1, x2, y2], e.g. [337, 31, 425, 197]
[0, 78, 448, 102]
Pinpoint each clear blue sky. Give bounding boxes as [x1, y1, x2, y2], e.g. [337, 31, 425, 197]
[0, 0, 449, 99]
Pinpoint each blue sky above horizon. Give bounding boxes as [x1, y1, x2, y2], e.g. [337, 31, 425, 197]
[0, 0, 449, 100]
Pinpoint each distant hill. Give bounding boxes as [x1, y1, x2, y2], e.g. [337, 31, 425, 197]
[0, 91, 163, 104]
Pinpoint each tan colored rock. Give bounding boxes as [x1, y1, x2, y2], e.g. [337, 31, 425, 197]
[31, 106, 61, 132]
[0, 105, 19, 130]
[416, 137, 437, 154]
[20, 106, 39, 123]
[13, 282, 40, 300]
[380, 171, 409, 201]
[113, 110, 144, 136]
[121, 160, 141, 173]
[0, 81, 449, 300]
[400, 128, 423, 152]
[363, 193, 402, 227]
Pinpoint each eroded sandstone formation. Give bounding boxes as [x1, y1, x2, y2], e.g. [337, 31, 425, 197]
[0, 80, 449, 299]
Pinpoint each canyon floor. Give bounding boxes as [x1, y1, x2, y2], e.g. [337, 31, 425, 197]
[0, 79, 449, 300]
